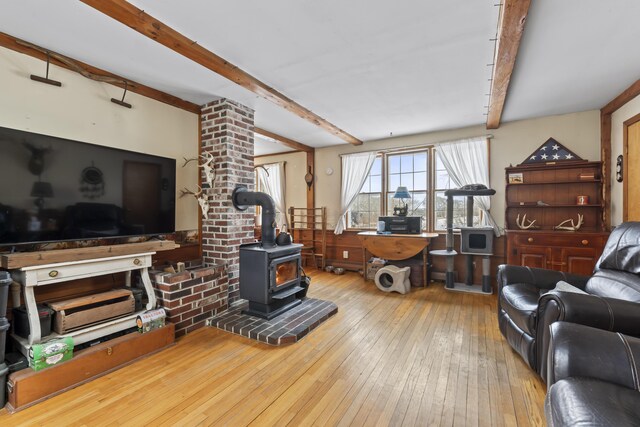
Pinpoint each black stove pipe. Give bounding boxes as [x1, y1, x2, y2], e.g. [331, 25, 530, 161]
[231, 185, 276, 248]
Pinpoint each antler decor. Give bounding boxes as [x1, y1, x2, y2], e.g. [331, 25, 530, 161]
[516, 214, 538, 230]
[200, 152, 216, 188]
[554, 214, 584, 231]
[180, 186, 210, 218]
[182, 152, 217, 188]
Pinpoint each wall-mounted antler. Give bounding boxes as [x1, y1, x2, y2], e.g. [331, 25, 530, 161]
[200, 152, 216, 188]
[554, 214, 584, 231]
[516, 213, 538, 230]
[180, 186, 210, 218]
[182, 153, 217, 188]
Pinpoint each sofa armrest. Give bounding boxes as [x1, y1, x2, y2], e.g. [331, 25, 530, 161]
[537, 292, 640, 380]
[497, 264, 590, 292]
[546, 322, 640, 390]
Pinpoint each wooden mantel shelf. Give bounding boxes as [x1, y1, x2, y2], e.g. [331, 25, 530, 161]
[1, 240, 179, 269]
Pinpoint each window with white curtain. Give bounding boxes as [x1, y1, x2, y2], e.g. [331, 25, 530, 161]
[347, 157, 382, 229]
[344, 140, 488, 232]
[254, 162, 287, 227]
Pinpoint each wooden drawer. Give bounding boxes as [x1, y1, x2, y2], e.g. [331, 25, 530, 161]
[510, 233, 606, 249]
[29, 255, 152, 286]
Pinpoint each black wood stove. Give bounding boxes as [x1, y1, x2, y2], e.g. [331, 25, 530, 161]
[232, 186, 304, 319]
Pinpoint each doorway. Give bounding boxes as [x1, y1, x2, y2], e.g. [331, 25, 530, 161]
[624, 113, 640, 221]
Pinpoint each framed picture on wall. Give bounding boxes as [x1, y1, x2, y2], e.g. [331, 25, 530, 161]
[508, 173, 523, 184]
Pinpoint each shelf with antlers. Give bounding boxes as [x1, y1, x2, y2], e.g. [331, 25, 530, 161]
[505, 161, 604, 232]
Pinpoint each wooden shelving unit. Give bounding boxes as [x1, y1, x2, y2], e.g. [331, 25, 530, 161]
[504, 161, 608, 275]
[505, 161, 604, 232]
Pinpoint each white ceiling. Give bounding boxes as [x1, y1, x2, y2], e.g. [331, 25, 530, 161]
[254, 135, 295, 156]
[503, 0, 640, 122]
[1, 1, 639, 155]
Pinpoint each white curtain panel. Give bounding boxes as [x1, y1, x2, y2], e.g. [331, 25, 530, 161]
[436, 137, 502, 236]
[334, 151, 378, 234]
[257, 162, 288, 227]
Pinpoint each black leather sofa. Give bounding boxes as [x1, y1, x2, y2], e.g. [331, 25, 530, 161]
[497, 222, 640, 380]
[545, 322, 640, 426]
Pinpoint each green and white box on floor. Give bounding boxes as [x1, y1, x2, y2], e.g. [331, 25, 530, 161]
[29, 337, 74, 371]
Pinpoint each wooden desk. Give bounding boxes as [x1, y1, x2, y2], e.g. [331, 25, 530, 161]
[357, 231, 438, 287]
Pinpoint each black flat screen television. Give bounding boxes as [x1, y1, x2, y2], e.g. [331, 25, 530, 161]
[0, 126, 176, 246]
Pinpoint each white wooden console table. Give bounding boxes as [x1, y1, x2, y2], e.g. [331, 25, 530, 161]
[1, 241, 177, 356]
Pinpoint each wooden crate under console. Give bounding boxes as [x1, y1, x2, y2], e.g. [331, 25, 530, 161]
[48, 289, 135, 334]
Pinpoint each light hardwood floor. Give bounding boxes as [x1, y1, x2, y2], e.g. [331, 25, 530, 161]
[0, 271, 546, 426]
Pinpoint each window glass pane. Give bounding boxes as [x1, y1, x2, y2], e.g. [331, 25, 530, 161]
[434, 191, 448, 230]
[400, 173, 413, 190]
[365, 176, 373, 193]
[401, 155, 413, 173]
[388, 174, 400, 192]
[347, 158, 383, 229]
[370, 176, 381, 193]
[414, 171, 427, 191]
[386, 193, 395, 216]
[370, 194, 381, 219]
[414, 152, 427, 172]
[433, 192, 482, 230]
[435, 153, 444, 170]
[371, 157, 382, 175]
[388, 156, 400, 174]
[436, 170, 451, 189]
[408, 192, 427, 227]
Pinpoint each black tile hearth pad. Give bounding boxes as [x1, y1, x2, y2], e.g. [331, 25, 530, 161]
[209, 298, 338, 346]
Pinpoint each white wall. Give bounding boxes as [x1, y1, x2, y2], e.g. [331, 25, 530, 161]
[611, 94, 640, 225]
[314, 110, 601, 229]
[254, 151, 307, 215]
[0, 46, 199, 231]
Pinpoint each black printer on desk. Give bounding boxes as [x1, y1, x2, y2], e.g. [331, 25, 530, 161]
[379, 216, 421, 234]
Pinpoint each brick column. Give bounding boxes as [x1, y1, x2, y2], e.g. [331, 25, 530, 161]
[200, 98, 255, 304]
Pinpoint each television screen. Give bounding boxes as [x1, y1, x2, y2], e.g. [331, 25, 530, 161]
[0, 126, 176, 245]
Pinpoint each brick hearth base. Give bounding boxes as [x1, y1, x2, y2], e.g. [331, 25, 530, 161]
[209, 299, 338, 345]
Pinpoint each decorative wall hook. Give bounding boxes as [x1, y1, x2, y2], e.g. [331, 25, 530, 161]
[304, 166, 313, 191]
[616, 155, 623, 182]
[30, 51, 62, 87]
[111, 81, 132, 108]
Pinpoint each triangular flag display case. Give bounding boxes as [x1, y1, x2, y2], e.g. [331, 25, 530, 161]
[519, 137, 583, 166]
[504, 138, 607, 276]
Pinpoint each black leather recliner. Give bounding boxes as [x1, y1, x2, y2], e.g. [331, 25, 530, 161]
[545, 322, 640, 426]
[497, 222, 640, 380]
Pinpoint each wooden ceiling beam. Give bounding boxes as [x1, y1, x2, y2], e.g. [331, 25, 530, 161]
[0, 32, 200, 114]
[80, 0, 363, 146]
[486, 0, 532, 129]
[254, 127, 313, 153]
[601, 78, 640, 115]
